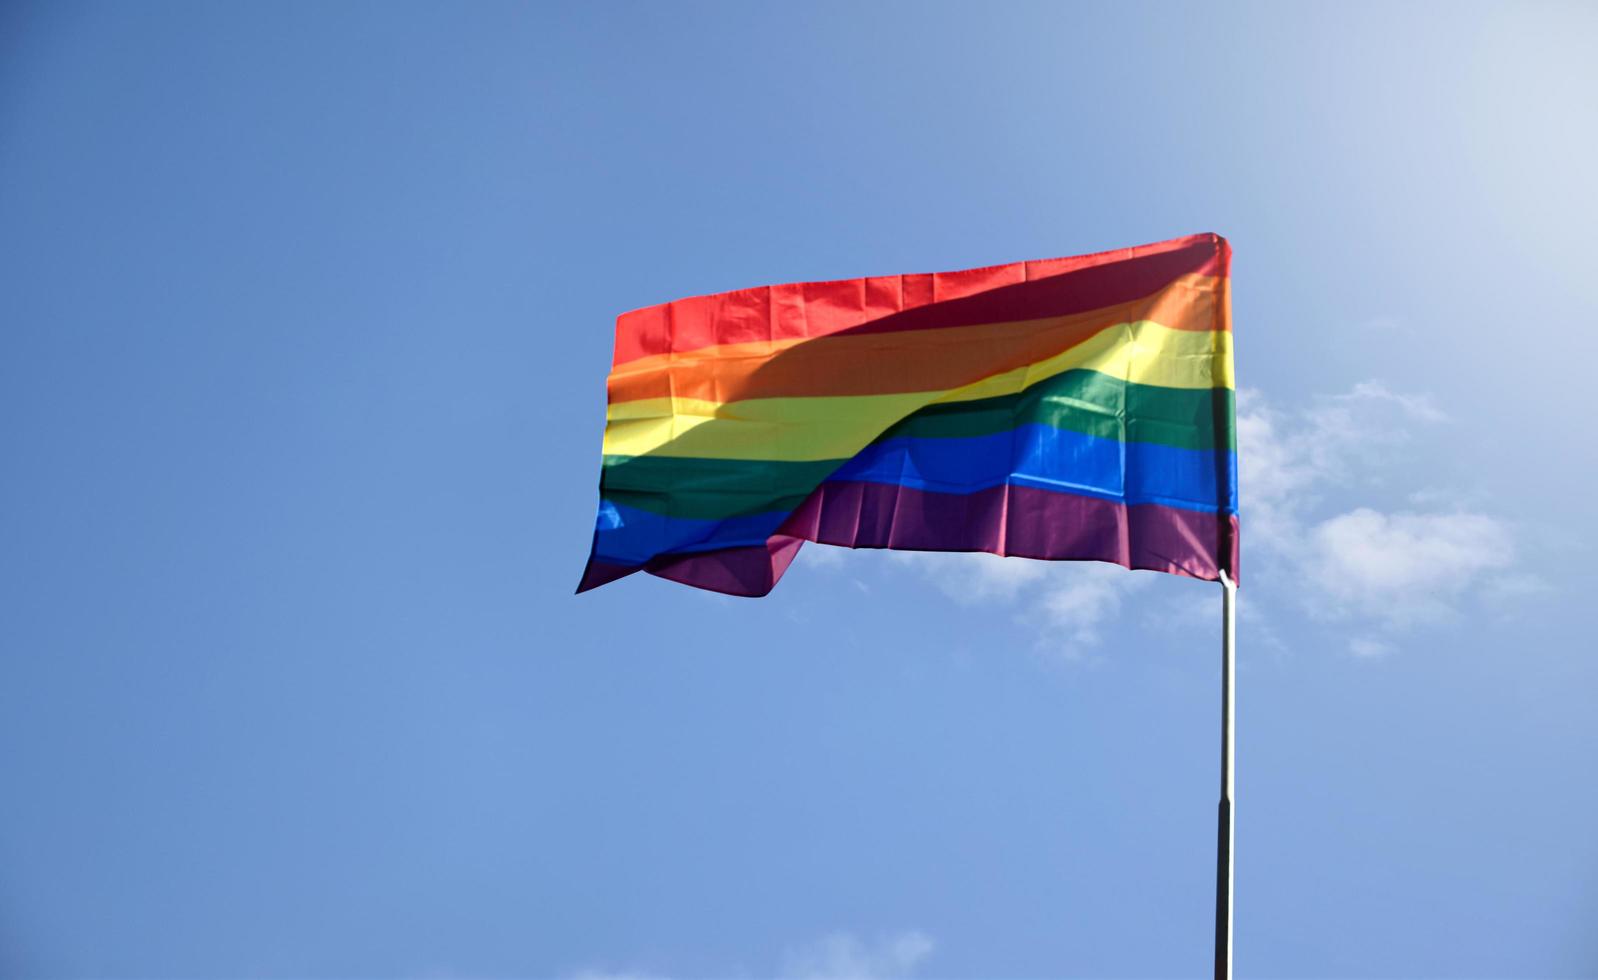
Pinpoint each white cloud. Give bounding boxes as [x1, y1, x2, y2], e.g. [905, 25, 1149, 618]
[1337, 380, 1447, 424]
[568, 930, 934, 980]
[888, 549, 1047, 602]
[1348, 635, 1396, 659]
[1236, 381, 1448, 560]
[779, 930, 934, 980]
[1237, 382, 1535, 651]
[1143, 582, 1285, 653]
[1303, 509, 1514, 625]
[1032, 562, 1151, 654]
[888, 551, 1145, 658]
[804, 544, 848, 569]
[1480, 571, 1552, 609]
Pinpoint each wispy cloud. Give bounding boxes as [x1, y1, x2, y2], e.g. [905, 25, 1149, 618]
[1239, 381, 1536, 650]
[1348, 635, 1395, 659]
[888, 549, 1047, 602]
[889, 549, 1146, 659]
[804, 545, 849, 569]
[567, 930, 933, 980]
[1236, 381, 1447, 560]
[780, 930, 934, 980]
[1031, 562, 1151, 654]
[1302, 508, 1513, 626]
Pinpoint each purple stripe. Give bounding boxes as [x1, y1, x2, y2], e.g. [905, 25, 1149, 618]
[576, 556, 640, 593]
[785, 481, 1237, 581]
[646, 533, 805, 595]
[578, 481, 1239, 597]
[577, 531, 806, 597]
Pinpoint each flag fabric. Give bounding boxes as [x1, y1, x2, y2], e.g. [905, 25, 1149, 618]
[578, 233, 1237, 597]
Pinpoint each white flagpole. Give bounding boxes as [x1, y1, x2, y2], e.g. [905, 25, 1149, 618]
[1215, 570, 1236, 980]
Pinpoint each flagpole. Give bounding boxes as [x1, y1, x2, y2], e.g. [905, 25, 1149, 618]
[1215, 570, 1236, 980]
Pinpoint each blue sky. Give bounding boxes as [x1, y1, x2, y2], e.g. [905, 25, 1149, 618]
[3, 2, 1597, 977]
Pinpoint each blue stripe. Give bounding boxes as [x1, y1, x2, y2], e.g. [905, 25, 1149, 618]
[830, 425, 1236, 512]
[592, 501, 790, 565]
[591, 425, 1235, 566]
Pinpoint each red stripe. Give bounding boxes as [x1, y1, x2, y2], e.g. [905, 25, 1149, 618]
[613, 233, 1229, 366]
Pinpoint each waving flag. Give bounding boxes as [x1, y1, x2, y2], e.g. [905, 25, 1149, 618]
[578, 233, 1236, 597]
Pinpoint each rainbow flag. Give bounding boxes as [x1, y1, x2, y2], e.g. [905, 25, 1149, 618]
[579, 233, 1237, 597]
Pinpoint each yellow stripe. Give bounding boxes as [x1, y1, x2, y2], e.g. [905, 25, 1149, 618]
[602, 321, 1232, 462]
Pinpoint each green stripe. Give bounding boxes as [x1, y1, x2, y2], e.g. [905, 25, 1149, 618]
[883, 369, 1234, 451]
[601, 455, 844, 521]
[601, 369, 1235, 520]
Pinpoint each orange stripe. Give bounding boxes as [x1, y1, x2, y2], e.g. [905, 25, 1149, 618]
[608, 278, 1220, 405]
